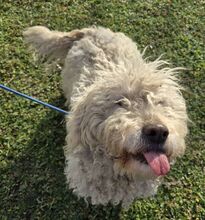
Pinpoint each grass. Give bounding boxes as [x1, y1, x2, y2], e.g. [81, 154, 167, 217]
[0, 0, 204, 219]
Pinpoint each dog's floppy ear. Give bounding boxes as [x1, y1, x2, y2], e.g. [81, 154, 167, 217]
[23, 26, 84, 63]
[65, 88, 105, 153]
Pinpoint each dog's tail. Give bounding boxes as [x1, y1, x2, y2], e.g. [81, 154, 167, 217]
[23, 26, 84, 63]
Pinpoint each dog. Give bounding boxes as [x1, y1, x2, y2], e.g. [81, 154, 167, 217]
[23, 26, 188, 207]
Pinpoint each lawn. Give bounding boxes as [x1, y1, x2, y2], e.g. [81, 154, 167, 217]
[0, 0, 204, 219]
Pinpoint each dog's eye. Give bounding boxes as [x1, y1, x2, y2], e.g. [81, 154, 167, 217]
[114, 98, 130, 108]
[157, 100, 165, 105]
[115, 100, 124, 107]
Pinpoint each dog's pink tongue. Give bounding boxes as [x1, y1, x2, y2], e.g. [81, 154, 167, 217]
[143, 152, 170, 176]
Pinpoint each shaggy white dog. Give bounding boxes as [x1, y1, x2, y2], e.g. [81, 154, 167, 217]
[24, 26, 188, 207]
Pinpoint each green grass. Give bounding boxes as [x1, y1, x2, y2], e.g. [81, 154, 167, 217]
[0, 0, 204, 219]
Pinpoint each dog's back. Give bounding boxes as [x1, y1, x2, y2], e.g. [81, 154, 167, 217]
[24, 26, 143, 103]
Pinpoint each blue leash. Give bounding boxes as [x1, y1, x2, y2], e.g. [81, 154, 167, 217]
[0, 84, 69, 115]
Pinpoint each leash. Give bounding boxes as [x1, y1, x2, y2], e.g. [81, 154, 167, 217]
[0, 84, 69, 115]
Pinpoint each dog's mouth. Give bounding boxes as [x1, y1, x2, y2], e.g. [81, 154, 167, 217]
[132, 153, 148, 164]
[143, 151, 170, 176]
[113, 150, 170, 176]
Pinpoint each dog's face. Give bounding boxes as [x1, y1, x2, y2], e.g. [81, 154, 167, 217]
[69, 67, 188, 180]
[102, 81, 187, 179]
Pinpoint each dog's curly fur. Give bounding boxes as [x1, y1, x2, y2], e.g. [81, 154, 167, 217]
[24, 26, 188, 207]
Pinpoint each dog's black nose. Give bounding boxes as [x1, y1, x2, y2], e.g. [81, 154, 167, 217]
[142, 124, 169, 144]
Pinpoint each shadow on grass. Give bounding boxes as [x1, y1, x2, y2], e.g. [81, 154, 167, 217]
[2, 97, 121, 220]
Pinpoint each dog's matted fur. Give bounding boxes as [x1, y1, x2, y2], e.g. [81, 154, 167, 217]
[24, 26, 188, 207]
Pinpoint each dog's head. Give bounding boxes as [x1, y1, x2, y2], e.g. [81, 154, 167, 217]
[67, 60, 188, 180]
